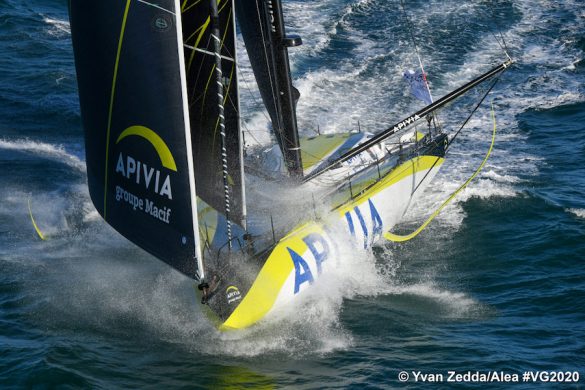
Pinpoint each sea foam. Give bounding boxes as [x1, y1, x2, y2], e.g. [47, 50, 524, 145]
[0, 138, 85, 172]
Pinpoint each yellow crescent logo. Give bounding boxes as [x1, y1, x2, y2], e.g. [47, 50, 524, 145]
[226, 286, 240, 294]
[116, 125, 177, 171]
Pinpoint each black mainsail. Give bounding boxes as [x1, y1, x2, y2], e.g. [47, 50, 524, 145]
[70, 0, 203, 278]
[182, 0, 247, 227]
[236, 0, 303, 177]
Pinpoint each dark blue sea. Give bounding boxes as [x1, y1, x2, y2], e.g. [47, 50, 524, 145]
[1, 0, 584, 388]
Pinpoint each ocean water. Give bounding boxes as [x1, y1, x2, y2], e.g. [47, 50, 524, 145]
[1, 0, 584, 388]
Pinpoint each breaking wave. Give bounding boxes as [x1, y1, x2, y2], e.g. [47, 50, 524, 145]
[568, 208, 585, 219]
[41, 15, 71, 36]
[0, 138, 85, 172]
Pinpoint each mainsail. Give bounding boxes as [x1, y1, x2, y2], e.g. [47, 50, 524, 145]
[236, 0, 303, 177]
[70, 0, 203, 278]
[181, 0, 247, 226]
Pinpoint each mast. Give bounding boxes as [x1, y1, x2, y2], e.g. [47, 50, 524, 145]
[175, 0, 204, 277]
[268, 0, 303, 177]
[232, 0, 247, 230]
[235, 0, 303, 177]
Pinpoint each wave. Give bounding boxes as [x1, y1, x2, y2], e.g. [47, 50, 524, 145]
[41, 15, 70, 37]
[386, 282, 484, 319]
[24, 252, 355, 357]
[284, 0, 341, 57]
[15, 210, 393, 357]
[0, 138, 85, 172]
[568, 208, 585, 219]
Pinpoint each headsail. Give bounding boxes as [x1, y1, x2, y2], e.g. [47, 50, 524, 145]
[70, 0, 203, 278]
[181, 0, 246, 227]
[236, 0, 303, 177]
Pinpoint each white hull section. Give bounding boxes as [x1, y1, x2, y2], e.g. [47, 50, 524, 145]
[272, 165, 441, 308]
[220, 155, 445, 329]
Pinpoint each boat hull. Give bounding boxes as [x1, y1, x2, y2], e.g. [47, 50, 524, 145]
[217, 154, 444, 330]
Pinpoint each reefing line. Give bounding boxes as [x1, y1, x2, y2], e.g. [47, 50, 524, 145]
[28, 198, 45, 241]
[385, 103, 498, 242]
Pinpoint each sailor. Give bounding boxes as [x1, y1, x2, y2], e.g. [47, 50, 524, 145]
[198, 274, 219, 304]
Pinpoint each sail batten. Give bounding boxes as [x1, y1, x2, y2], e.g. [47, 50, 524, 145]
[183, 44, 235, 62]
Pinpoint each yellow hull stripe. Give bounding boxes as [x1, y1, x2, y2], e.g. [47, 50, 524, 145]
[220, 223, 322, 330]
[338, 155, 444, 214]
[220, 154, 444, 330]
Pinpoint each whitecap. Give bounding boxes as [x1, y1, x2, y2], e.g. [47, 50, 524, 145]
[568, 208, 585, 219]
[42, 16, 71, 36]
[0, 138, 85, 172]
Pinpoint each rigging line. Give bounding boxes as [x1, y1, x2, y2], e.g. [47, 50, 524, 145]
[183, 44, 234, 62]
[194, 5, 232, 114]
[486, 1, 513, 61]
[447, 78, 500, 148]
[254, 0, 282, 130]
[137, 0, 175, 15]
[221, 43, 277, 148]
[399, 0, 433, 103]
[209, 6, 236, 151]
[230, 71, 272, 147]
[499, 30, 512, 61]
[239, 117, 263, 146]
[209, 2, 282, 148]
[489, 30, 512, 62]
[213, 46, 268, 148]
[385, 102, 498, 242]
[221, 42, 273, 125]
[223, 43, 270, 110]
[409, 75, 502, 196]
[210, 0, 233, 248]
